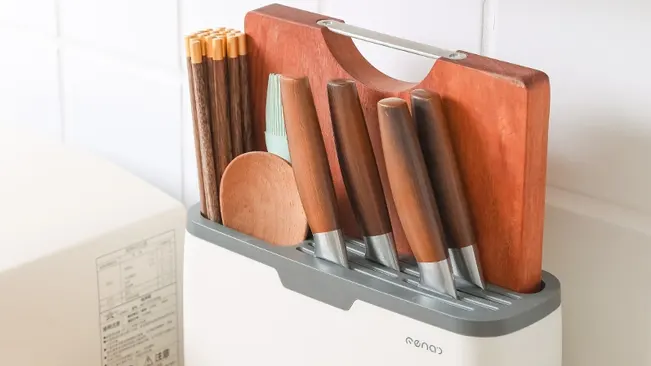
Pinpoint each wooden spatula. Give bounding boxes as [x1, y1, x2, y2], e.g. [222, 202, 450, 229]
[220, 151, 308, 246]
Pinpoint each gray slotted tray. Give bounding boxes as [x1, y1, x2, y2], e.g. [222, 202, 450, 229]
[187, 204, 561, 337]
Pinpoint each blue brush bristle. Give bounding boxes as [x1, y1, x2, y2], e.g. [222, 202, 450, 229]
[265, 73, 291, 162]
[265, 73, 287, 137]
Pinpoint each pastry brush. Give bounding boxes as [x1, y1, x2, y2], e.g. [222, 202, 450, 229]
[265, 73, 291, 163]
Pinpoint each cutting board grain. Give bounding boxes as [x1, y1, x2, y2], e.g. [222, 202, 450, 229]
[244, 4, 550, 293]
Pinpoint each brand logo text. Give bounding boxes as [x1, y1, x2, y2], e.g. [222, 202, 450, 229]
[405, 337, 443, 355]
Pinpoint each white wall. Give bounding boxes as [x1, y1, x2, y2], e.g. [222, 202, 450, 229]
[1, 0, 650, 364]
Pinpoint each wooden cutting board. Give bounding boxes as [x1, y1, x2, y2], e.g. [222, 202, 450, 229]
[244, 4, 550, 293]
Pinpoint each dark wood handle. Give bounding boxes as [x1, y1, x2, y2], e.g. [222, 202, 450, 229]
[190, 40, 220, 223]
[378, 97, 447, 263]
[237, 34, 254, 153]
[280, 75, 340, 234]
[185, 55, 207, 216]
[327, 79, 391, 237]
[411, 89, 476, 250]
[212, 58, 233, 189]
[227, 36, 244, 158]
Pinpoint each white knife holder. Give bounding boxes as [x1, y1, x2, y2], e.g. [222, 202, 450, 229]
[183, 205, 562, 366]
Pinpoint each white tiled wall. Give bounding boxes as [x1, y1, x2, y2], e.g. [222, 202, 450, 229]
[61, 47, 183, 198]
[0, 33, 61, 138]
[490, 0, 651, 216]
[1, 0, 650, 364]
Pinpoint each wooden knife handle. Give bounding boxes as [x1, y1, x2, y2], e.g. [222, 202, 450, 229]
[411, 89, 475, 250]
[280, 75, 340, 233]
[327, 79, 391, 237]
[378, 97, 447, 263]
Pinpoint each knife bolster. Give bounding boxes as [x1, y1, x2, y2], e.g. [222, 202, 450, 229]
[449, 245, 486, 289]
[314, 229, 349, 268]
[364, 233, 400, 271]
[418, 259, 458, 299]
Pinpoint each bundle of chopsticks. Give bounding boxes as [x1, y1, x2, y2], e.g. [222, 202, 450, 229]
[185, 28, 253, 223]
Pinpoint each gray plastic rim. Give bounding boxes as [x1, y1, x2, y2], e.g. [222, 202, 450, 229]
[186, 204, 561, 338]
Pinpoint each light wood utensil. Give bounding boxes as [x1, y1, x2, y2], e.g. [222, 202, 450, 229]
[220, 151, 308, 246]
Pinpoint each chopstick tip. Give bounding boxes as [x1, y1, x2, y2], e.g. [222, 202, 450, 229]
[212, 37, 225, 60]
[236, 33, 247, 56]
[189, 39, 203, 64]
[226, 35, 239, 58]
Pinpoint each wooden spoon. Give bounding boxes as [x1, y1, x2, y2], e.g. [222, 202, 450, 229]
[220, 151, 308, 246]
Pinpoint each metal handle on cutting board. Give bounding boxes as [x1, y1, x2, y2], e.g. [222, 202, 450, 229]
[316, 19, 467, 61]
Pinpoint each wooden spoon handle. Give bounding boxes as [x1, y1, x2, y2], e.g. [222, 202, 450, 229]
[280, 75, 340, 234]
[327, 79, 391, 237]
[411, 89, 475, 250]
[377, 97, 447, 263]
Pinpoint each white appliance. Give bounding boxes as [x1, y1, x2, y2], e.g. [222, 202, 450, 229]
[0, 126, 186, 366]
[184, 205, 562, 366]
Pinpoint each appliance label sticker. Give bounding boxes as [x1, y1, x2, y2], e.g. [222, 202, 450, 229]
[96, 230, 179, 366]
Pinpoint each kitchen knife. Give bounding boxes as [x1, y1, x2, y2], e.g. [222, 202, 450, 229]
[327, 79, 400, 270]
[411, 89, 486, 289]
[279, 75, 349, 268]
[377, 97, 456, 298]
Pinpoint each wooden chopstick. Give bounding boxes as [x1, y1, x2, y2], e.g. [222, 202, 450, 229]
[226, 33, 243, 158]
[237, 33, 253, 152]
[211, 37, 233, 207]
[185, 35, 207, 216]
[203, 35, 218, 189]
[190, 39, 220, 222]
[185, 26, 254, 220]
